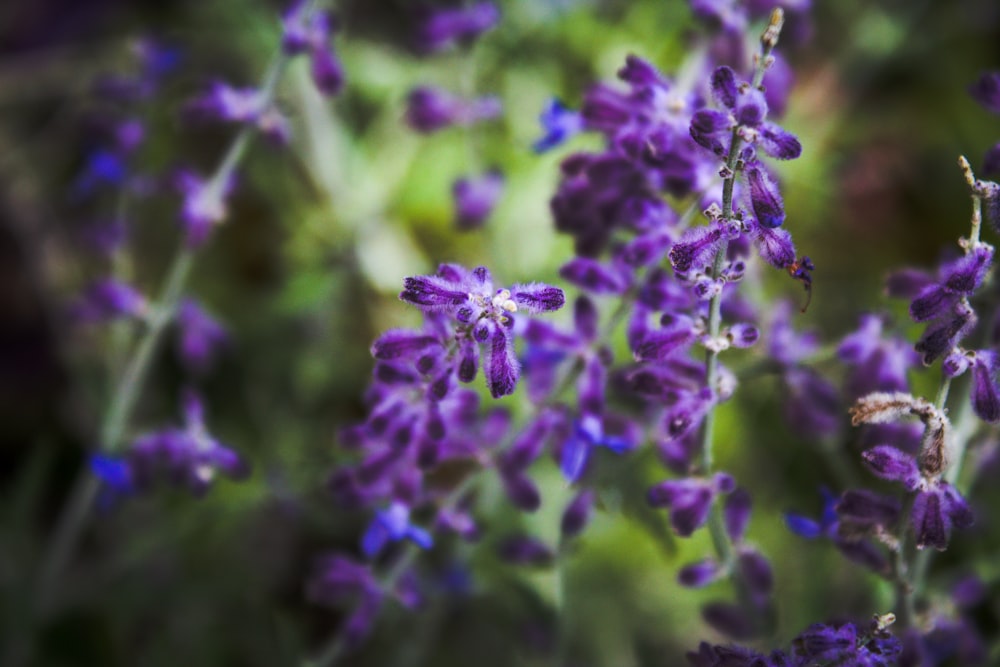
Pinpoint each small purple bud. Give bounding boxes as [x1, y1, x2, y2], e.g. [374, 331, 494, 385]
[678, 559, 723, 588]
[560, 490, 595, 539]
[735, 88, 768, 127]
[737, 549, 773, 603]
[310, 46, 345, 96]
[751, 224, 796, 268]
[971, 354, 1000, 422]
[497, 535, 553, 566]
[861, 446, 921, 490]
[758, 123, 802, 160]
[746, 163, 784, 229]
[728, 323, 760, 348]
[511, 283, 566, 314]
[502, 470, 540, 512]
[486, 323, 519, 398]
[836, 489, 901, 529]
[724, 488, 752, 543]
[710, 66, 739, 109]
[371, 330, 440, 360]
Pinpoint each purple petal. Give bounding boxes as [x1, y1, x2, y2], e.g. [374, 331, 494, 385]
[485, 323, 519, 398]
[861, 445, 921, 490]
[511, 283, 566, 313]
[710, 66, 739, 109]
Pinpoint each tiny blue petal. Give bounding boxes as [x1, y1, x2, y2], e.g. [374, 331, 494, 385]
[406, 526, 434, 550]
[560, 434, 591, 482]
[784, 513, 822, 539]
[90, 454, 132, 491]
[532, 99, 582, 153]
[361, 521, 389, 558]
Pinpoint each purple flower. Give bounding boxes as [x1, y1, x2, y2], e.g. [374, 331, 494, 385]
[969, 72, 1000, 114]
[185, 82, 290, 143]
[405, 87, 502, 133]
[282, 2, 345, 95]
[176, 170, 234, 248]
[399, 264, 564, 397]
[559, 414, 634, 482]
[361, 501, 434, 558]
[560, 489, 595, 540]
[453, 170, 504, 230]
[911, 481, 974, 551]
[792, 622, 901, 666]
[72, 279, 148, 323]
[306, 555, 383, 647]
[126, 391, 249, 496]
[533, 99, 583, 153]
[838, 314, 918, 398]
[414, 2, 500, 53]
[647, 473, 734, 537]
[176, 298, 227, 372]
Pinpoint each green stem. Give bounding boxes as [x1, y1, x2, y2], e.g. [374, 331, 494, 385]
[699, 13, 783, 567]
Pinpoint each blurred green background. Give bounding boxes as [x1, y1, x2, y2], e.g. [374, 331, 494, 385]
[2, 0, 1000, 665]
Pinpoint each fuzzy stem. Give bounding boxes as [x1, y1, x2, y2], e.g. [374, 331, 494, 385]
[698, 12, 783, 575]
[34, 10, 316, 613]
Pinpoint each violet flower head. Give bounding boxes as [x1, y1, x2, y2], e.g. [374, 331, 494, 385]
[361, 501, 433, 558]
[405, 86, 502, 133]
[533, 99, 583, 153]
[123, 390, 249, 496]
[414, 2, 500, 53]
[398, 264, 565, 398]
[452, 170, 504, 230]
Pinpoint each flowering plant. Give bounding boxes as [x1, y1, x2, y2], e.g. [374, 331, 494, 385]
[5, 1, 1000, 666]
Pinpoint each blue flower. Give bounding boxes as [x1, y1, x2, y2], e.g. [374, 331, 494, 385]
[361, 502, 433, 558]
[532, 99, 582, 153]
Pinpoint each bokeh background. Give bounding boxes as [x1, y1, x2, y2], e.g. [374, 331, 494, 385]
[2, 0, 1000, 665]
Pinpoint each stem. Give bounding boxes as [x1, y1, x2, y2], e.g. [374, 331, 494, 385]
[35, 12, 315, 614]
[698, 13, 783, 568]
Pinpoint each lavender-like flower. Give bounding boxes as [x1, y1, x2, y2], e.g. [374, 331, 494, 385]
[281, 1, 345, 95]
[413, 2, 500, 53]
[404, 86, 502, 134]
[398, 264, 565, 398]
